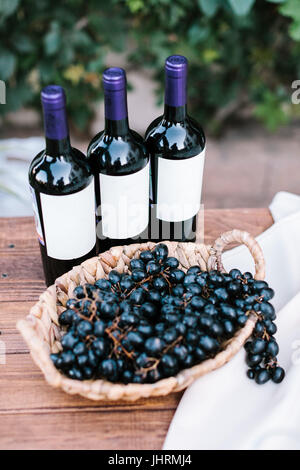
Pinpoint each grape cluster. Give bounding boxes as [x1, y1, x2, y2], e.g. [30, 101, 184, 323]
[50, 243, 284, 385]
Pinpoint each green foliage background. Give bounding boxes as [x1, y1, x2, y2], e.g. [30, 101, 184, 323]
[0, 0, 300, 133]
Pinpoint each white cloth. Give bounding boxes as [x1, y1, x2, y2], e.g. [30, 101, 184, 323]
[0, 137, 44, 216]
[164, 192, 300, 450]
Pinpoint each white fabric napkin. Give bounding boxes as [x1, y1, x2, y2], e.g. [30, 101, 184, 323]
[163, 192, 300, 450]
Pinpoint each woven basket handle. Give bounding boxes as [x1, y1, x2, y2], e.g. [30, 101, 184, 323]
[207, 229, 265, 280]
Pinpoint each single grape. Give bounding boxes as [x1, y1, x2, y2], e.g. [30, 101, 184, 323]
[250, 338, 267, 355]
[73, 342, 87, 356]
[92, 338, 107, 358]
[173, 344, 189, 363]
[187, 266, 201, 275]
[108, 270, 121, 285]
[73, 285, 85, 299]
[246, 353, 262, 367]
[132, 269, 146, 282]
[59, 309, 75, 326]
[127, 331, 144, 348]
[271, 366, 285, 384]
[140, 250, 154, 263]
[227, 281, 241, 296]
[198, 314, 213, 330]
[169, 269, 185, 284]
[266, 339, 279, 357]
[229, 269, 242, 280]
[130, 259, 145, 271]
[145, 337, 166, 357]
[147, 289, 161, 303]
[140, 302, 157, 319]
[164, 257, 179, 269]
[129, 288, 145, 305]
[61, 333, 79, 350]
[94, 278, 111, 291]
[255, 368, 270, 385]
[199, 335, 219, 353]
[99, 358, 119, 382]
[153, 243, 168, 262]
[214, 287, 229, 301]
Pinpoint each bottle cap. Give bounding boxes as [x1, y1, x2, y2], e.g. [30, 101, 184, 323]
[41, 85, 66, 110]
[165, 55, 188, 78]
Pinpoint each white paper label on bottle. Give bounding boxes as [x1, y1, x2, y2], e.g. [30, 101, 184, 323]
[157, 148, 205, 222]
[99, 162, 149, 239]
[38, 180, 96, 260]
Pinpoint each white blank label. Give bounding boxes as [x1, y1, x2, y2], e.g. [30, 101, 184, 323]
[40, 180, 96, 260]
[157, 149, 205, 222]
[99, 162, 149, 239]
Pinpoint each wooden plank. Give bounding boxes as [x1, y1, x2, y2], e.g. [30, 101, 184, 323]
[0, 217, 45, 300]
[204, 208, 273, 244]
[0, 301, 35, 331]
[0, 354, 182, 413]
[0, 408, 172, 450]
[0, 217, 38, 249]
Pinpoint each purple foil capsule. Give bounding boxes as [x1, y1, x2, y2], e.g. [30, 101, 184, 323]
[165, 55, 188, 108]
[103, 67, 128, 121]
[41, 85, 69, 141]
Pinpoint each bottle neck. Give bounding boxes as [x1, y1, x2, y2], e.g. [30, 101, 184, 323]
[43, 104, 71, 156]
[45, 136, 71, 156]
[164, 71, 187, 122]
[164, 104, 187, 122]
[105, 117, 129, 136]
[104, 87, 129, 136]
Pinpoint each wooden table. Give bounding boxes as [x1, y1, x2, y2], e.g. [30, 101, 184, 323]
[0, 209, 273, 450]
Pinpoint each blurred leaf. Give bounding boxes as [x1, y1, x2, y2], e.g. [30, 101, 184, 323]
[12, 35, 35, 53]
[4, 83, 34, 112]
[188, 23, 210, 45]
[280, 0, 300, 41]
[253, 90, 288, 131]
[87, 56, 104, 73]
[202, 48, 220, 63]
[280, 0, 300, 19]
[72, 105, 92, 129]
[127, 0, 144, 13]
[228, 0, 255, 16]
[38, 61, 54, 83]
[63, 64, 85, 84]
[198, 0, 221, 17]
[44, 22, 61, 56]
[0, 0, 19, 17]
[71, 30, 92, 49]
[58, 45, 75, 65]
[0, 50, 16, 80]
[289, 20, 300, 40]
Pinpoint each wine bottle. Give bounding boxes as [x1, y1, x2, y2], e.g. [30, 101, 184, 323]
[87, 67, 149, 253]
[29, 85, 96, 286]
[145, 55, 206, 242]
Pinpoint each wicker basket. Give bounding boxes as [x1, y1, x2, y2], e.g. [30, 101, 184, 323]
[17, 229, 265, 402]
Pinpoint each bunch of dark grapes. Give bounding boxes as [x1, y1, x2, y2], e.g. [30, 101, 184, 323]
[50, 243, 284, 385]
